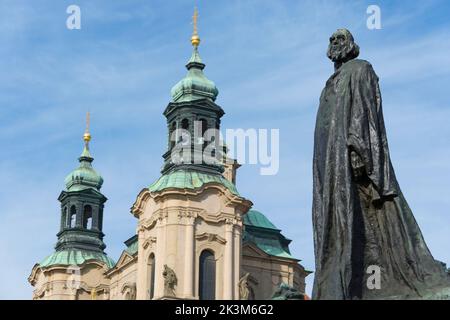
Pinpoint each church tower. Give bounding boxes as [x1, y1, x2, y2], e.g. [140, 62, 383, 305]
[57, 114, 107, 253]
[131, 8, 253, 300]
[28, 114, 114, 300]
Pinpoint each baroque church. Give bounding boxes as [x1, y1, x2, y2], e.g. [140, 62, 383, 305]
[28, 10, 311, 300]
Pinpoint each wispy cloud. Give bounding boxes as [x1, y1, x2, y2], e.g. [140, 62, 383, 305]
[1, 0, 449, 298]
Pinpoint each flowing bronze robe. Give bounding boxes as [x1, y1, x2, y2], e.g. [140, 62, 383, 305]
[312, 59, 449, 300]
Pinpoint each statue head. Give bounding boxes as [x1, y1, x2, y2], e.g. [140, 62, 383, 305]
[327, 28, 360, 63]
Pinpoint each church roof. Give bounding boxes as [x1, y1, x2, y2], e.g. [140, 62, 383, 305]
[64, 138, 103, 192]
[243, 209, 279, 230]
[39, 249, 115, 269]
[170, 47, 219, 103]
[170, 8, 218, 103]
[124, 235, 138, 256]
[243, 210, 297, 260]
[148, 169, 240, 195]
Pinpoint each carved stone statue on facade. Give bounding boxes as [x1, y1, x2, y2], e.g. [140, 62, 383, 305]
[312, 28, 450, 300]
[122, 283, 136, 300]
[238, 273, 250, 300]
[163, 264, 178, 297]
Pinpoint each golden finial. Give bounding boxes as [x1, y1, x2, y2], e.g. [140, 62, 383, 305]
[191, 7, 200, 47]
[83, 112, 91, 144]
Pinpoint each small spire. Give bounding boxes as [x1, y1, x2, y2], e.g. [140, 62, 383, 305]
[191, 7, 200, 47]
[83, 111, 91, 147]
[186, 7, 205, 69]
[64, 112, 103, 192]
[81, 112, 93, 160]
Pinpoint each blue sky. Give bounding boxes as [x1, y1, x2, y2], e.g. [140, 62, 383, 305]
[1, 0, 450, 299]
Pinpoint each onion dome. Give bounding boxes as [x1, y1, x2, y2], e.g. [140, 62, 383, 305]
[64, 119, 103, 192]
[170, 7, 219, 102]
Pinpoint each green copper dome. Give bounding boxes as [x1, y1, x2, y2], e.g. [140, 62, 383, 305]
[149, 169, 239, 196]
[171, 47, 219, 102]
[243, 210, 297, 260]
[244, 210, 279, 230]
[39, 249, 115, 269]
[64, 145, 103, 192]
[124, 235, 138, 256]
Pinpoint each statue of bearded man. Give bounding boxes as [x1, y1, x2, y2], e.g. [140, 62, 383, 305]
[312, 28, 450, 300]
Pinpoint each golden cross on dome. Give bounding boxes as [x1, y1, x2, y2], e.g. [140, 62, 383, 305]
[191, 7, 200, 47]
[83, 111, 91, 144]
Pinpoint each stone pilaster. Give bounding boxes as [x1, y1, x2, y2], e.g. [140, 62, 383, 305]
[136, 225, 147, 300]
[183, 212, 196, 298]
[154, 213, 167, 299]
[223, 219, 234, 299]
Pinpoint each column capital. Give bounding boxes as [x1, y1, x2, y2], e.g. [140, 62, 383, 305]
[178, 210, 197, 225]
[157, 210, 169, 223]
[225, 218, 236, 232]
[137, 224, 146, 235]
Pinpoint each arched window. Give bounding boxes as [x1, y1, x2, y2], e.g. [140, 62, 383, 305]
[181, 118, 189, 130]
[69, 206, 77, 228]
[148, 253, 156, 299]
[199, 119, 208, 148]
[180, 118, 191, 146]
[170, 122, 177, 148]
[210, 135, 217, 158]
[200, 119, 208, 136]
[82, 205, 92, 229]
[199, 250, 216, 300]
[62, 207, 67, 230]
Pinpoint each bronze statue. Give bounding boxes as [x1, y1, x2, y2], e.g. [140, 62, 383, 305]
[271, 283, 305, 300]
[312, 28, 450, 300]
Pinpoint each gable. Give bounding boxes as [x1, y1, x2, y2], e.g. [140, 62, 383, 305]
[242, 242, 271, 259]
[106, 251, 137, 276]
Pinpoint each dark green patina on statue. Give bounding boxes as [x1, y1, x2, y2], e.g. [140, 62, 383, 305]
[312, 29, 450, 300]
[271, 283, 306, 300]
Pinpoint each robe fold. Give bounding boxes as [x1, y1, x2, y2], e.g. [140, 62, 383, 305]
[312, 59, 449, 300]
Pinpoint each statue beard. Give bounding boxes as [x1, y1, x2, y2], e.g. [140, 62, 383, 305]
[327, 43, 351, 62]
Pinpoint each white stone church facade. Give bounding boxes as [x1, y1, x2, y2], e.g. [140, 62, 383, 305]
[28, 20, 311, 300]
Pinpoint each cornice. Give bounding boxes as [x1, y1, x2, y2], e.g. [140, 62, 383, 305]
[195, 232, 227, 245]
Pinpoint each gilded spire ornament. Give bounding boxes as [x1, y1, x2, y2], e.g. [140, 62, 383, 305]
[170, 6, 219, 104]
[191, 7, 200, 47]
[83, 111, 91, 146]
